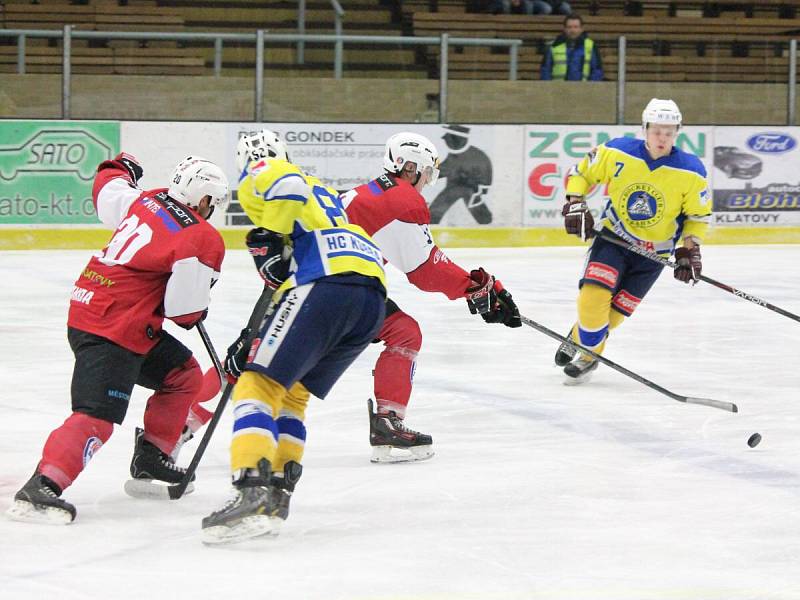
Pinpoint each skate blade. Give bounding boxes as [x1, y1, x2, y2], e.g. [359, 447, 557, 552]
[370, 445, 434, 464]
[5, 500, 74, 525]
[563, 371, 595, 386]
[124, 478, 194, 500]
[201, 515, 273, 545]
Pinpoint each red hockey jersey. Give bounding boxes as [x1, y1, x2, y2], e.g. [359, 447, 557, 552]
[341, 174, 471, 300]
[67, 164, 225, 354]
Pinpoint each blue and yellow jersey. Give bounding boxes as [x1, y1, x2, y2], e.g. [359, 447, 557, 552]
[566, 137, 711, 254]
[238, 158, 386, 297]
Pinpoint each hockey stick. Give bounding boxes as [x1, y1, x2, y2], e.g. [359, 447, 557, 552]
[196, 321, 225, 387]
[520, 314, 738, 413]
[168, 285, 276, 500]
[597, 229, 800, 324]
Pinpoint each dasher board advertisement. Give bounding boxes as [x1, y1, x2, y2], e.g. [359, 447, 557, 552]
[225, 123, 523, 227]
[0, 121, 119, 225]
[711, 127, 800, 227]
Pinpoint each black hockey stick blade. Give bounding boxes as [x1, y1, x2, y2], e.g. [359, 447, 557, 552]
[169, 285, 276, 500]
[520, 315, 738, 413]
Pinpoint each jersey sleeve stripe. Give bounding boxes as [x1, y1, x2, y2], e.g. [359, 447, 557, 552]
[263, 173, 309, 201]
[267, 194, 307, 202]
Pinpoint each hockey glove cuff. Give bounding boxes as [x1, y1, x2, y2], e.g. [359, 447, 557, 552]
[674, 246, 702, 284]
[465, 268, 497, 315]
[97, 152, 144, 186]
[562, 196, 595, 241]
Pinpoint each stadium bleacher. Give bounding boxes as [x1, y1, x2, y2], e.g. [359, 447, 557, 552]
[1, 0, 799, 82]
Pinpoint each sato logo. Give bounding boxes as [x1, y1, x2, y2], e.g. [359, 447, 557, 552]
[0, 129, 112, 180]
[746, 132, 797, 154]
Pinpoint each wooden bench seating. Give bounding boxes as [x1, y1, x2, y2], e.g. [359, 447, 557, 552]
[0, 43, 204, 74]
[0, 2, 184, 31]
[413, 13, 800, 43]
[438, 45, 793, 82]
[444, 0, 800, 18]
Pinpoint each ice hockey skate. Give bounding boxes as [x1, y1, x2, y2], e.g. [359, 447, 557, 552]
[201, 459, 275, 545]
[368, 399, 434, 463]
[6, 473, 76, 525]
[124, 427, 195, 499]
[266, 461, 302, 533]
[169, 425, 194, 462]
[554, 330, 578, 367]
[563, 355, 599, 385]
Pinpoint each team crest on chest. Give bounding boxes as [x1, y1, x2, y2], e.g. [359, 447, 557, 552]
[620, 182, 665, 227]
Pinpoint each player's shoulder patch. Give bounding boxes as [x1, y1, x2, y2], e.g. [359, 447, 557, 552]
[148, 191, 199, 229]
[375, 173, 398, 192]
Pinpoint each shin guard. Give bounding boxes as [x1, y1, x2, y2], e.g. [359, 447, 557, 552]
[373, 311, 422, 418]
[38, 412, 114, 491]
[142, 357, 202, 455]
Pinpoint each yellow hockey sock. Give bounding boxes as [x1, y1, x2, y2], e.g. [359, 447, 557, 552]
[573, 283, 613, 358]
[274, 381, 310, 473]
[230, 371, 287, 472]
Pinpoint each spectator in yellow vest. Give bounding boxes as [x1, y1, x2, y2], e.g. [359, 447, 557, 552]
[540, 14, 604, 81]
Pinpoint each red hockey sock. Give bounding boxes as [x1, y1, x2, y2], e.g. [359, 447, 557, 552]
[38, 412, 114, 492]
[184, 368, 220, 431]
[142, 357, 202, 454]
[374, 311, 422, 419]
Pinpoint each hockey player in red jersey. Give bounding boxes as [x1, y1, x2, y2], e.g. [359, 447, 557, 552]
[340, 132, 521, 462]
[6, 153, 229, 524]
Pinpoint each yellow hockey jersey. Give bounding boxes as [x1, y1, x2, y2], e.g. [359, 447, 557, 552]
[238, 158, 386, 297]
[566, 137, 711, 254]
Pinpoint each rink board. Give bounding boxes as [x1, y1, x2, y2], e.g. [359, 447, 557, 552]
[2, 121, 800, 248]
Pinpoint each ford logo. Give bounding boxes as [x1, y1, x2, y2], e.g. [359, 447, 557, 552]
[746, 132, 797, 154]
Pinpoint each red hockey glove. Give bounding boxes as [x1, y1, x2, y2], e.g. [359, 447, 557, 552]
[674, 246, 702, 284]
[465, 268, 497, 315]
[97, 152, 143, 185]
[562, 196, 595, 241]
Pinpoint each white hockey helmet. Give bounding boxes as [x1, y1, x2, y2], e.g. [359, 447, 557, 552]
[167, 156, 229, 210]
[642, 98, 682, 129]
[383, 132, 440, 185]
[236, 129, 290, 173]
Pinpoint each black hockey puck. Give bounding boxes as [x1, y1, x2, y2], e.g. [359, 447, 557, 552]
[747, 433, 762, 448]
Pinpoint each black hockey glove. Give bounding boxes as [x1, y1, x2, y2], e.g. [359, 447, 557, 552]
[246, 227, 292, 289]
[97, 152, 143, 186]
[224, 327, 253, 381]
[465, 268, 497, 315]
[562, 195, 595, 241]
[674, 245, 702, 284]
[481, 288, 522, 328]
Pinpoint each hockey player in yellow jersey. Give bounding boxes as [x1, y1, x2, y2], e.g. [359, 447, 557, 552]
[201, 130, 388, 544]
[556, 98, 711, 384]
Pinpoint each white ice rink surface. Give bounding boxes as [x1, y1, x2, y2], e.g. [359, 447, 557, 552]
[1, 245, 799, 600]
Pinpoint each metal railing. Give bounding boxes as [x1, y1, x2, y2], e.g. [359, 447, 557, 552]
[3, 27, 797, 125]
[297, 0, 345, 76]
[0, 27, 522, 123]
